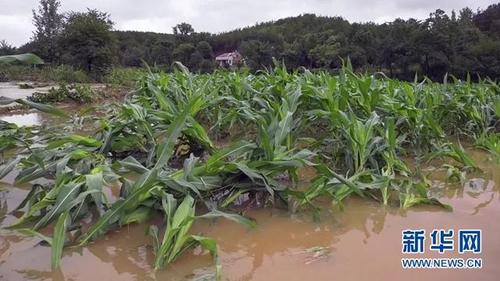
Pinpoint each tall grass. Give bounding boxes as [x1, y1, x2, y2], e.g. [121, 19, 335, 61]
[0, 65, 90, 83]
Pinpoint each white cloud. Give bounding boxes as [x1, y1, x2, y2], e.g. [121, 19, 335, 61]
[0, 0, 497, 46]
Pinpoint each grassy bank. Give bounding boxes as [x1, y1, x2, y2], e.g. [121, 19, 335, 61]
[0, 64, 145, 86]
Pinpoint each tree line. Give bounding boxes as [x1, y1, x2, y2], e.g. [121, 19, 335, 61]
[1, 0, 500, 81]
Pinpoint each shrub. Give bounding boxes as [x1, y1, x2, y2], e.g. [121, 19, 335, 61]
[18, 83, 34, 89]
[68, 84, 95, 103]
[43, 65, 90, 83]
[0, 70, 8, 82]
[28, 83, 95, 103]
[103, 67, 145, 87]
[28, 86, 67, 103]
[0, 65, 90, 83]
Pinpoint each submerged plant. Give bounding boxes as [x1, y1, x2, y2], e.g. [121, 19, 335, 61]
[475, 133, 500, 161]
[427, 142, 478, 170]
[0, 62, 497, 274]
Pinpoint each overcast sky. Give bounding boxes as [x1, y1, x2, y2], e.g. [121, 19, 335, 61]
[0, 0, 497, 46]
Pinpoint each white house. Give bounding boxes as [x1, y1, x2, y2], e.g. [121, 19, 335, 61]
[215, 51, 243, 67]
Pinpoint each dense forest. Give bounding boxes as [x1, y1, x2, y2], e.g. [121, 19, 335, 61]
[1, 0, 500, 81]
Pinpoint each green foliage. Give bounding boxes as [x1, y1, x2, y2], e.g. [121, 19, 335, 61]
[150, 194, 196, 270]
[0, 65, 89, 83]
[208, 5, 500, 79]
[0, 121, 39, 155]
[68, 84, 95, 103]
[0, 40, 16, 56]
[173, 43, 195, 66]
[59, 9, 117, 77]
[475, 133, 500, 160]
[173, 22, 194, 36]
[0, 64, 498, 275]
[9, 2, 500, 80]
[51, 211, 70, 268]
[148, 195, 221, 277]
[31, 0, 63, 62]
[428, 143, 478, 169]
[28, 83, 96, 103]
[0, 96, 68, 117]
[104, 67, 145, 87]
[47, 65, 90, 83]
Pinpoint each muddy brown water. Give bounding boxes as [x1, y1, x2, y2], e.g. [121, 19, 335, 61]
[1, 115, 499, 280]
[0, 151, 498, 281]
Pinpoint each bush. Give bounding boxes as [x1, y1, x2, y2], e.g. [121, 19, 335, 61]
[0, 65, 90, 83]
[18, 83, 34, 89]
[29, 86, 67, 103]
[68, 84, 94, 103]
[43, 65, 90, 83]
[0, 70, 7, 82]
[103, 67, 145, 87]
[28, 83, 95, 103]
[0, 65, 36, 81]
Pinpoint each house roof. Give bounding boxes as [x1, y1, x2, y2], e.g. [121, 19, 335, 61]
[216, 53, 233, 60]
[215, 51, 241, 61]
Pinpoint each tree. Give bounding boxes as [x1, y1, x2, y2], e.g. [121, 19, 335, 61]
[309, 34, 341, 68]
[0, 40, 16, 56]
[239, 40, 275, 71]
[173, 23, 194, 36]
[31, 0, 63, 62]
[189, 50, 204, 70]
[188, 41, 214, 72]
[172, 43, 195, 66]
[13, 2, 498, 80]
[198, 59, 215, 73]
[150, 39, 175, 66]
[59, 9, 117, 77]
[196, 41, 213, 59]
[473, 4, 500, 37]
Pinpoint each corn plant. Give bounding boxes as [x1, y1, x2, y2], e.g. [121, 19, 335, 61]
[475, 133, 500, 161]
[0, 62, 498, 274]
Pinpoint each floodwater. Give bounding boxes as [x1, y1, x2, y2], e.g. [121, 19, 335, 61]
[0, 82, 52, 104]
[0, 111, 499, 280]
[0, 151, 498, 281]
[0, 112, 48, 127]
[0, 81, 106, 127]
[0, 81, 54, 126]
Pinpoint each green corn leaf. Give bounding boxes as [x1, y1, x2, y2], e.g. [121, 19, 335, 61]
[52, 211, 70, 269]
[79, 168, 159, 245]
[206, 141, 256, 168]
[85, 171, 105, 208]
[154, 105, 190, 169]
[120, 206, 152, 225]
[16, 99, 68, 118]
[198, 209, 256, 229]
[34, 181, 83, 230]
[68, 135, 102, 147]
[0, 157, 21, 179]
[119, 156, 149, 173]
[17, 228, 53, 245]
[191, 235, 221, 281]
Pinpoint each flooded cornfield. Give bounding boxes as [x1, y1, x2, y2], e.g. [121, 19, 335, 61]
[1, 150, 498, 281]
[0, 67, 499, 281]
